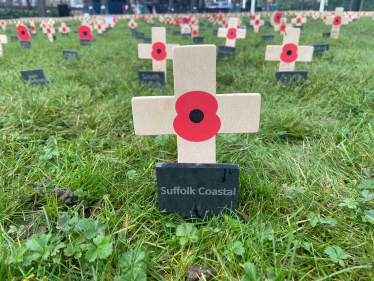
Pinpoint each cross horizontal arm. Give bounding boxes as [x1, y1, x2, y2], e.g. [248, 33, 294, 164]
[217, 28, 228, 38]
[296, 46, 314, 62]
[237, 29, 246, 39]
[165, 44, 179, 59]
[265, 45, 282, 61]
[217, 93, 261, 134]
[138, 44, 153, 59]
[132, 96, 175, 135]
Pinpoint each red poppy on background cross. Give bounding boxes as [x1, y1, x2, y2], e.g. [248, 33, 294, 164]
[291, 13, 307, 26]
[250, 15, 264, 33]
[265, 28, 314, 72]
[138, 27, 179, 82]
[217, 18, 246, 47]
[325, 7, 349, 39]
[132, 45, 261, 163]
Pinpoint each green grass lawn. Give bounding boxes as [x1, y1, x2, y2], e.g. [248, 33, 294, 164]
[0, 16, 374, 280]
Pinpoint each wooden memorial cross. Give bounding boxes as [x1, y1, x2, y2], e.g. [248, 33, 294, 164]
[291, 13, 307, 26]
[325, 7, 349, 39]
[0, 34, 7, 57]
[94, 22, 106, 34]
[250, 15, 264, 33]
[30, 22, 37, 34]
[265, 28, 313, 72]
[128, 19, 137, 29]
[191, 25, 199, 37]
[0, 20, 6, 31]
[58, 22, 70, 35]
[132, 45, 261, 164]
[45, 25, 56, 42]
[275, 18, 292, 35]
[217, 18, 246, 47]
[138, 27, 179, 82]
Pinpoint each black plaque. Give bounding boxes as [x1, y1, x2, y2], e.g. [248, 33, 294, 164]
[97, 33, 103, 37]
[199, 22, 205, 27]
[80, 39, 91, 46]
[11, 36, 18, 41]
[63, 50, 78, 59]
[31, 33, 37, 37]
[207, 24, 212, 28]
[20, 41, 31, 48]
[310, 44, 329, 56]
[261, 35, 274, 40]
[138, 71, 165, 87]
[73, 31, 78, 33]
[193, 37, 204, 43]
[323, 32, 331, 38]
[212, 30, 218, 35]
[173, 31, 181, 36]
[61, 33, 69, 37]
[294, 26, 303, 30]
[276, 71, 308, 85]
[53, 35, 57, 41]
[21, 69, 47, 85]
[6, 29, 11, 33]
[182, 33, 191, 38]
[143, 37, 151, 43]
[156, 163, 239, 219]
[217, 45, 236, 58]
[135, 32, 145, 39]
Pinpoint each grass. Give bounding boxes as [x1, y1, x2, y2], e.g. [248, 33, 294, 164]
[0, 15, 374, 280]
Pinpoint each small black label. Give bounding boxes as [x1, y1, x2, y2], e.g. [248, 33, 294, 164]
[73, 31, 78, 33]
[53, 35, 57, 41]
[135, 32, 145, 39]
[310, 44, 329, 56]
[63, 50, 78, 59]
[156, 163, 239, 219]
[61, 33, 69, 36]
[294, 26, 304, 30]
[193, 37, 204, 43]
[20, 41, 31, 48]
[261, 35, 274, 40]
[200, 28, 206, 31]
[21, 69, 47, 85]
[11, 36, 18, 41]
[6, 29, 11, 33]
[182, 33, 191, 38]
[212, 30, 218, 35]
[31, 33, 37, 37]
[199, 23, 205, 27]
[138, 71, 165, 87]
[97, 33, 103, 37]
[143, 37, 152, 43]
[173, 31, 181, 36]
[207, 24, 212, 28]
[80, 39, 91, 46]
[276, 71, 308, 84]
[217, 45, 236, 58]
[323, 32, 331, 38]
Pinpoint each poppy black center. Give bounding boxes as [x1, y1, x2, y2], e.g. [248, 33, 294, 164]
[157, 49, 161, 54]
[189, 109, 204, 123]
[287, 50, 292, 56]
[21, 31, 25, 35]
[336, 19, 339, 22]
[83, 31, 87, 36]
[231, 32, 234, 35]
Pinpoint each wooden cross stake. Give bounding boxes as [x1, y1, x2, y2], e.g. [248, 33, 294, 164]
[0, 35, 8, 57]
[265, 28, 314, 72]
[0, 20, 6, 31]
[325, 7, 349, 39]
[217, 18, 246, 47]
[58, 22, 70, 34]
[291, 13, 307, 26]
[132, 45, 261, 164]
[30, 22, 37, 34]
[94, 22, 106, 34]
[275, 18, 292, 35]
[138, 27, 179, 82]
[128, 19, 137, 29]
[250, 15, 264, 33]
[45, 25, 56, 42]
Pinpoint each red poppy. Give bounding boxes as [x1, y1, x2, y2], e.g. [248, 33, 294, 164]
[252, 16, 255, 20]
[222, 20, 226, 25]
[151, 42, 167, 61]
[296, 18, 302, 24]
[42, 23, 46, 29]
[141, 15, 145, 20]
[166, 20, 170, 24]
[182, 17, 189, 24]
[62, 27, 66, 32]
[279, 24, 286, 32]
[274, 12, 282, 24]
[212, 13, 217, 18]
[333, 16, 341, 26]
[215, 21, 219, 25]
[97, 24, 102, 30]
[280, 43, 298, 63]
[226, 28, 236, 40]
[191, 20, 195, 24]
[78, 25, 93, 40]
[46, 28, 51, 34]
[175, 19, 180, 25]
[131, 23, 135, 28]
[255, 19, 260, 25]
[173, 91, 221, 142]
[323, 16, 327, 20]
[17, 24, 30, 41]
[219, 14, 223, 20]
[192, 29, 198, 36]
[30, 26, 35, 32]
